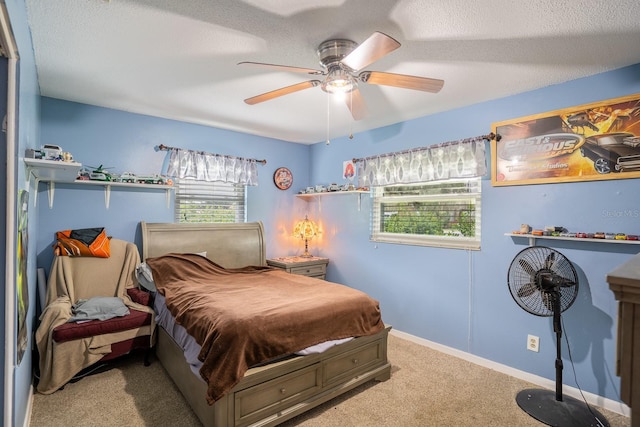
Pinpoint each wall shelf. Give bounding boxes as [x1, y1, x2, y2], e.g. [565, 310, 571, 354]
[25, 158, 82, 181]
[296, 190, 369, 211]
[24, 158, 173, 209]
[71, 180, 174, 209]
[505, 232, 640, 247]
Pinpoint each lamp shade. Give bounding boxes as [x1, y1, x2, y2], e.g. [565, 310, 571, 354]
[293, 215, 318, 257]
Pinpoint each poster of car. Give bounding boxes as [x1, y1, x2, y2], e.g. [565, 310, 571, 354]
[491, 93, 640, 186]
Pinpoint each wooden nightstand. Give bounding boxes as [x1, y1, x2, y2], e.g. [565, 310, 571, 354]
[267, 256, 329, 280]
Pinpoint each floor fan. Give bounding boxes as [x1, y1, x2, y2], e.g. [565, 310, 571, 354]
[507, 246, 609, 427]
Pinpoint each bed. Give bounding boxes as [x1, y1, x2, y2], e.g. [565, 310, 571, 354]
[140, 221, 391, 427]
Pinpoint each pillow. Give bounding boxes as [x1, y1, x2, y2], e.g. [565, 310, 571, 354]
[135, 253, 206, 292]
[68, 297, 130, 322]
[53, 227, 111, 258]
[135, 262, 156, 292]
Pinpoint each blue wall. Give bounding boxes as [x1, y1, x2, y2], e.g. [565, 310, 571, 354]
[308, 63, 640, 403]
[35, 65, 640, 410]
[36, 98, 312, 274]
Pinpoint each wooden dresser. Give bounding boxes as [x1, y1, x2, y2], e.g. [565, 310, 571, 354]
[607, 253, 640, 427]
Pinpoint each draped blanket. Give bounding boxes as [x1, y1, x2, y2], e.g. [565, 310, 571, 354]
[146, 253, 384, 404]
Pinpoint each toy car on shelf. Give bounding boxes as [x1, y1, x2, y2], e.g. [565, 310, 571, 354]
[626, 235, 639, 240]
[116, 172, 137, 183]
[76, 168, 91, 181]
[615, 233, 627, 240]
[136, 174, 169, 185]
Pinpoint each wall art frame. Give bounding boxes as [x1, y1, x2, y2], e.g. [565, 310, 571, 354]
[491, 93, 640, 186]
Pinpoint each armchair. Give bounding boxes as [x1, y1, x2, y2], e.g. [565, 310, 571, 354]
[35, 238, 155, 394]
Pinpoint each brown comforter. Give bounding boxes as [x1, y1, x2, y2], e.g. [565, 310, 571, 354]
[146, 253, 384, 404]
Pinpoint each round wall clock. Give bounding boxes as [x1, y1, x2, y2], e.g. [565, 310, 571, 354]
[273, 167, 293, 190]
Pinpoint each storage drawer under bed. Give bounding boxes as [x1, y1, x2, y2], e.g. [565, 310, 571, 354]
[234, 363, 322, 427]
[323, 339, 386, 387]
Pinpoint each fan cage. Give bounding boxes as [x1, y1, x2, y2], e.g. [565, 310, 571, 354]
[507, 246, 579, 317]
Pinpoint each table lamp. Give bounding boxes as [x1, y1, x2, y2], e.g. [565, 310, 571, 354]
[293, 215, 318, 257]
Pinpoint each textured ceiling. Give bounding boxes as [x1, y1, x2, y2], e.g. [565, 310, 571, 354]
[25, 0, 640, 144]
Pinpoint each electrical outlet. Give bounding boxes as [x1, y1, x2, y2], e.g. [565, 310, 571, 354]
[527, 334, 540, 352]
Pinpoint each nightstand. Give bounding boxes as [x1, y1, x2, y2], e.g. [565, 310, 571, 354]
[267, 256, 329, 280]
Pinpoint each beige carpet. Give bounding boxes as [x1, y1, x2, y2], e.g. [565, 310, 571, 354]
[30, 334, 630, 427]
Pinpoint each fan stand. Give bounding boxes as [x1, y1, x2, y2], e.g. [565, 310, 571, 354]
[516, 289, 609, 427]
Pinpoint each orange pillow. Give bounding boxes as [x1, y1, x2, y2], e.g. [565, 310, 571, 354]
[53, 228, 111, 258]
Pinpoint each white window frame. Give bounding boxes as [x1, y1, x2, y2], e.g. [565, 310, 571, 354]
[371, 178, 481, 250]
[174, 179, 246, 223]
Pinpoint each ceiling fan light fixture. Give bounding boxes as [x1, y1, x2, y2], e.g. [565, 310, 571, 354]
[322, 66, 356, 94]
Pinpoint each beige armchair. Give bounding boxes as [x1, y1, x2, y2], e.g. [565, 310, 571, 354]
[35, 238, 155, 394]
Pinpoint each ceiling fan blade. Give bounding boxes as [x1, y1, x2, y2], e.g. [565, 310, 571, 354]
[244, 80, 321, 105]
[341, 32, 401, 72]
[344, 88, 367, 121]
[238, 61, 324, 75]
[359, 71, 444, 93]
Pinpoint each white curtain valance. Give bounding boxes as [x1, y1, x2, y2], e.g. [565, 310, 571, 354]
[161, 145, 264, 186]
[354, 134, 494, 187]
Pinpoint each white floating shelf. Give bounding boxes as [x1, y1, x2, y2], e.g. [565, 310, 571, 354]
[505, 233, 640, 246]
[296, 190, 370, 211]
[25, 158, 82, 182]
[24, 158, 173, 209]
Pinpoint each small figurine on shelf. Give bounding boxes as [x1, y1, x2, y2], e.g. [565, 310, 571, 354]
[41, 144, 62, 160]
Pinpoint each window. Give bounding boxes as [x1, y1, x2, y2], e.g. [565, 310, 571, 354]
[174, 179, 246, 223]
[371, 178, 481, 250]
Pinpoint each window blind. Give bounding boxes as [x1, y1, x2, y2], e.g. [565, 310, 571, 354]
[174, 179, 246, 223]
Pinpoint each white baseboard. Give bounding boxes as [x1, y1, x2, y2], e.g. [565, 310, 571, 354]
[390, 329, 631, 418]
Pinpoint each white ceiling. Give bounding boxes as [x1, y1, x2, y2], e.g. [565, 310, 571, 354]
[25, 0, 640, 144]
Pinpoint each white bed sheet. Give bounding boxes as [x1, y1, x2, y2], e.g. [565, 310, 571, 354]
[153, 293, 353, 379]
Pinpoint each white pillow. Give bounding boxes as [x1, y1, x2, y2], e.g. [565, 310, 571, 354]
[135, 262, 156, 292]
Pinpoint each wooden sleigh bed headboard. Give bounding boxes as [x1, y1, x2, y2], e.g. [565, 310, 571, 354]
[140, 221, 266, 267]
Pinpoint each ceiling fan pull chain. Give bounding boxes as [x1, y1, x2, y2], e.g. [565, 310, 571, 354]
[326, 93, 331, 145]
[349, 90, 354, 140]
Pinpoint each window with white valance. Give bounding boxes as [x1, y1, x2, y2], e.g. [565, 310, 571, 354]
[354, 133, 496, 250]
[158, 145, 266, 224]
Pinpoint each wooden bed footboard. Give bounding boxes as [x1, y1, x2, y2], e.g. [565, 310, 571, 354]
[156, 325, 392, 427]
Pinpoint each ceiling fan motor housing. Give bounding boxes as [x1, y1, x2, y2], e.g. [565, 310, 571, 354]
[317, 39, 357, 69]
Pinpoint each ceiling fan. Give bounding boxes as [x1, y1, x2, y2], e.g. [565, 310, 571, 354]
[238, 32, 444, 121]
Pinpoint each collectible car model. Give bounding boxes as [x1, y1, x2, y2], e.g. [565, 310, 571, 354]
[579, 132, 640, 174]
[42, 144, 62, 160]
[117, 172, 137, 183]
[626, 235, 639, 240]
[136, 174, 167, 185]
